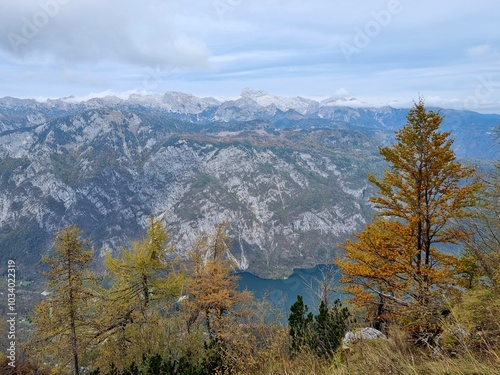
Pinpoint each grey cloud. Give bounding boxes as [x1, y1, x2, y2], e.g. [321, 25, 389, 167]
[0, 0, 211, 67]
[0, 0, 499, 112]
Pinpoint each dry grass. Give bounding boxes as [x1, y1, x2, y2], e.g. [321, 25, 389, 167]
[247, 325, 499, 375]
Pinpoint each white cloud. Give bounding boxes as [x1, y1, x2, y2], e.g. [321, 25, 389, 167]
[467, 44, 495, 59]
[334, 88, 350, 97]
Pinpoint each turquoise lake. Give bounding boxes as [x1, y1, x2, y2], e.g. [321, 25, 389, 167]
[237, 265, 344, 317]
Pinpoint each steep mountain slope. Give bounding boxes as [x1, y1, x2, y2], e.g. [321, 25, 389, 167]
[1, 91, 498, 278]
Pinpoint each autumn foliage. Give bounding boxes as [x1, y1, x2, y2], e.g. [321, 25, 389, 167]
[18, 103, 500, 374]
[27, 226, 96, 375]
[336, 99, 481, 338]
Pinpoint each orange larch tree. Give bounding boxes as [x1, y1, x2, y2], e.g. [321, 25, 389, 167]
[183, 223, 256, 372]
[336, 98, 481, 338]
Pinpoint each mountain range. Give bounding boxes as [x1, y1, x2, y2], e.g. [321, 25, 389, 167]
[1, 89, 499, 278]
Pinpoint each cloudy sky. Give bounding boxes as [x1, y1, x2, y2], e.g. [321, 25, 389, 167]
[0, 0, 499, 112]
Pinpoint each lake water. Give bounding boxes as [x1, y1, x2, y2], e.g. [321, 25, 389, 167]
[237, 265, 343, 317]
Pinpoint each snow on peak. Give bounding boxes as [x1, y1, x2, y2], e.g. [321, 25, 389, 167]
[239, 88, 317, 114]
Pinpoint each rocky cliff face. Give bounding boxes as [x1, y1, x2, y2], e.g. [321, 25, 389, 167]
[1, 91, 498, 278]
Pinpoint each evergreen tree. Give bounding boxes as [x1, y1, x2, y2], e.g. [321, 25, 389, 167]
[288, 295, 313, 353]
[312, 299, 350, 357]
